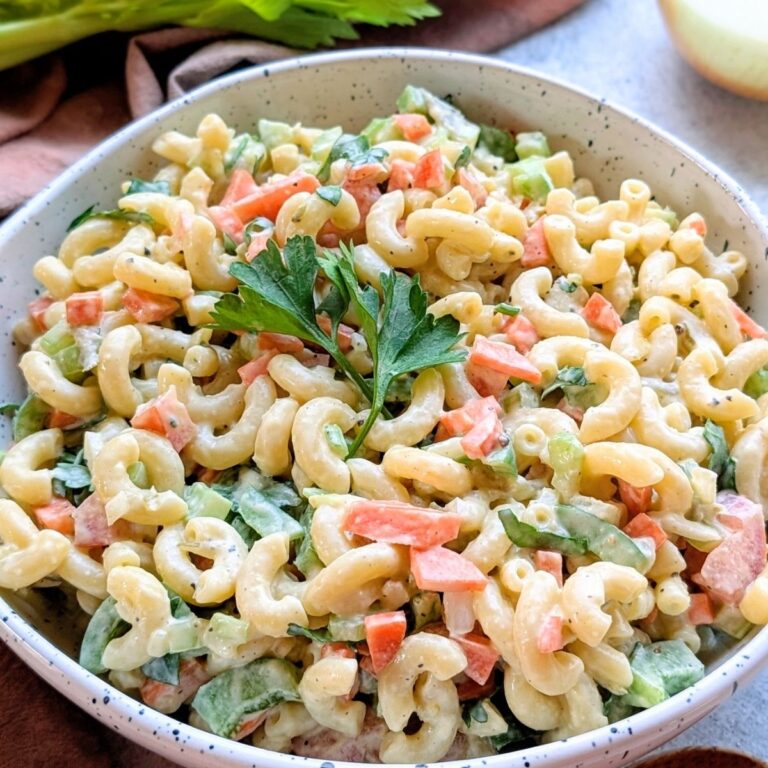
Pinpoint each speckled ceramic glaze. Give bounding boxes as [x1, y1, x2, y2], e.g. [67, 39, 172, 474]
[1, 49, 767, 768]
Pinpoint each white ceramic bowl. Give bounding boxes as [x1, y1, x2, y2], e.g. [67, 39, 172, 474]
[1, 48, 767, 768]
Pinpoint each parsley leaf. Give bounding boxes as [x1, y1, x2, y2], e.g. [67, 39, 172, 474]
[454, 145, 471, 170]
[51, 448, 92, 504]
[287, 623, 333, 643]
[210, 235, 372, 401]
[319, 243, 466, 455]
[141, 653, 180, 685]
[703, 420, 737, 491]
[67, 206, 154, 232]
[126, 179, 171, 195]
[555, 275, 579, 293]
[316, 186, 342, 206]
[541, 366, 589, 398]
[317, 134, 388, 183]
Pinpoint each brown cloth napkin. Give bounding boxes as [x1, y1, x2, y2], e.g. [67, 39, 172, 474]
[0, 1, 584, 767]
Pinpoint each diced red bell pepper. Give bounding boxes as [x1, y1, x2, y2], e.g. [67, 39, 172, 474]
[207, 205, 245, 243]
[237, 351, 277, 386]
[387, 159, 415, 192]
[618, 479, 653, 518]
[456, 168, 487, 208]
[258, 332, 304, 354]
[393, 113, 432, 141]
[220, 168, 258, 206]
[623, 512, 667, 550]
[66, 291, 103, 327]
[28, 295, 54, 332]
[413, 149, 444, 189]
[688, 592, 715, 625]
[410, 546, 487, 592]
[131, 387, 197, 451]
[48, 409, 83, 430]
[460, 410, 503, 459]
[521, 218, 552, 268]
[468, 336, 542, 384]
[364, 611, 407, 674]
[35, 498, 76, 536]
[536, 613, 565, 654]
[581, 293, 622, 334]
[503, 314, 539, 354]
[229, 170, 320, 223]
[316, 315, 354, 353]
[534, 550, 563, 588]
[440, 396, 501, 437]
[73, 494, 130, 548]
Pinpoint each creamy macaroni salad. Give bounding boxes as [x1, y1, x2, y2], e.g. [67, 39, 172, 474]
[2, 86, 768, 763]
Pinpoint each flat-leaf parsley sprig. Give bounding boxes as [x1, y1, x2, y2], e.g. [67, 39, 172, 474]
[210, 236, 466, 455]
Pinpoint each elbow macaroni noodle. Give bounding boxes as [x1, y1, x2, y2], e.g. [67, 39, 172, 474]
[2, 90, 767, 764]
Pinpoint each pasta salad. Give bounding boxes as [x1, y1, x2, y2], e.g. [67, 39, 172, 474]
[2, 84, 768, 763]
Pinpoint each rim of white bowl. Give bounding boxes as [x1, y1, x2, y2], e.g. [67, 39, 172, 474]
[1, 46, 767, 768]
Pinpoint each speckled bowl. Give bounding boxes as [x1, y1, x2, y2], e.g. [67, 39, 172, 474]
[1, 48, 767, 768]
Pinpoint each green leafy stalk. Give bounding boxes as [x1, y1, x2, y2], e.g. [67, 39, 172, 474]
[319, 243, 466, 455]
[0, 1, 439, 72]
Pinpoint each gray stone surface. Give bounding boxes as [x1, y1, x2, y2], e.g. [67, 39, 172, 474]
[499, 0, 768, 760]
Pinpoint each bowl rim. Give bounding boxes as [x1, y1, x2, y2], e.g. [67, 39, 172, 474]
[1, 45, 768, 768]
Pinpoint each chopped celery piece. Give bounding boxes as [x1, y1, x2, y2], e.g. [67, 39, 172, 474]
[79, 597, 129, 675]
[225, 134, 265, 174]
[713, 604, 753, 639]
[328, 614, 366, 642]
[499, 505, 588, 556]
[209, 612, 249, 645]
[141, 653, 180, 685]
[238, 486, 304, 541]
[311, 126, 343, 164]
[622, 640, 705, 708]
[323, 423, 348, 457]
[548, 431, 584, 497]
[502, 382, 540, 411]
[744, 366, 768, 399]
[557, 504, 654, 571]
[396, 85, 480, 148]
[478, 124, 517, 162]
[12, 393, 50, 441]
[507, 156, 554, 201]
[360, 117, 398, 144]
[191, 658, 301, 738]
[604, 695, 635, 723]
[39, 321, 75, 356]
[411, 591, 442, 631]
[421, 124, 449, 149]
[514, 131, 551, 159]
[185, 482, 233, 520]
[164, 618, 202, 654]
[257, 119, 294, 151]
[646, 206, 679, 229]
[127, 461, 150, 489]
[482, 441, 517, 477]
[54, 344, 85, 383]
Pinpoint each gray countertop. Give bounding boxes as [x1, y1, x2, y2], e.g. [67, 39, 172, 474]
[500, 0, 768, 760]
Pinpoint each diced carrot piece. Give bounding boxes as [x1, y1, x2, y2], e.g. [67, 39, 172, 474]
[618, 479, 653, 518]
[468, 337, 542, 385]
[66, 291, 103, 327]
[35, 498, 76, 536]
[207, 205, 245, 243]
[229, 170, 320, 222]
[122, 287, 179, 323]
[245, 230, 272, 262]
[413, 149, 444, 189]
[556, 397, 584, 424]
[387, 159, 415, 192]
[503, 314, 539, 354]
[140, 658, 210, 716]
[393, 113, 432, 141]
[731, 302, 768, 339]
[48, 409, 82, 429]
[688, 592, 715, 626]
[258, 332, 304, 354]
[343, 500, 462, 548]
[410, 546, 487, 592]
[456, 168, 487, 208]
[433, 423, 450, 443]
[521, 218, 552, 268]
[320, 643, 357, 660]
[623, 512, 668, 550]
[466, 361, 510, 398]
[73, 494, 130, 548]
[345, 163, 387, 184]
[456, 675, 497, 701]
[364, 611, 407, 674]
[231, 713, 269, 741]
[316, 315, 354, 353]
[220, 168, 258, 206]
[680, 212, 707, 238]
[536, 613, 565, 654]
[28, 295, 54, 331]
[237, 351, 277, 386]
[534, 550, 563, 587]
[131, 386, 197, 451]
[440, 396, 501, 437]
[454, 631, 500, 685]
[581, 293, 622, 334]
[460, 410, 503, 459]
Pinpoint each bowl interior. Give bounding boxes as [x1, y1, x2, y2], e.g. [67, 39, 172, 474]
[1, 48, 767, 768]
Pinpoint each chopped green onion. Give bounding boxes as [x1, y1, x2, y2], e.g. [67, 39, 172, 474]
[494, 302, 521, 317]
